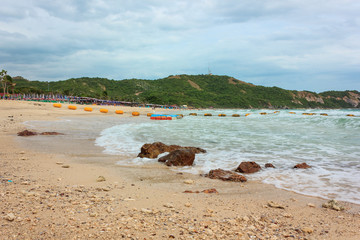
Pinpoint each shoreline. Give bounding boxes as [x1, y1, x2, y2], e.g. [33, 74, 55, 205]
[1, 100, 360, 239]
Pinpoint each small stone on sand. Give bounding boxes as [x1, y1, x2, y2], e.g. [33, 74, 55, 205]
[96, 176, 106, 182]
[184, 179, 195, 184]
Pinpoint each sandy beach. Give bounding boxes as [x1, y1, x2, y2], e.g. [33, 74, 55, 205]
[1, 100, 360, 240]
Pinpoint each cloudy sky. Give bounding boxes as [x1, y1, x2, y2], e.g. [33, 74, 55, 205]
[1, 0, 359, 92]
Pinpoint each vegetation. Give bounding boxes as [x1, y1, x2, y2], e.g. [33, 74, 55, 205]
[7, 74, 360, 108]
[1, 69, 15, 98]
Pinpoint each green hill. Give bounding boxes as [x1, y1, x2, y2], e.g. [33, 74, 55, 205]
[11, 75, 360, 108]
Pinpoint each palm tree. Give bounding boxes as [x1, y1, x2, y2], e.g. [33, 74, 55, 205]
[5, 75, 13, 95]
[1, 69, 9, 99]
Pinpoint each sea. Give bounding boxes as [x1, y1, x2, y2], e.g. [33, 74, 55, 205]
[23, 109, 360, 204]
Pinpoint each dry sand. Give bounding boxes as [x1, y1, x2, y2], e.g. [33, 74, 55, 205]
[1, 100, 360, 240]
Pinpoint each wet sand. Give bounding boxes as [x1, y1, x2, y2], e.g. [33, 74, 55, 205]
[1, 100, 360, 239]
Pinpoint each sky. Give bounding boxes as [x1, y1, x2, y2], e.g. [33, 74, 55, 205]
[0, 0, 359, 92]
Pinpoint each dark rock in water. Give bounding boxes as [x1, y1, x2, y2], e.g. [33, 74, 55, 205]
[294, 162, 311, 169]
[158, 149, 195, 166]
[17, 130, 38, 136]
[235, 161, 261, 174]
[40, 132, 64, 135]
[206, 169, 247, 182]
[137, 142, 206, 159]
[265, 163, 275, 168]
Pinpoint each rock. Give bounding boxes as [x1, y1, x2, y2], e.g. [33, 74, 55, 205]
[183, 190, 200, 193]
[205, 169, 247, 182]
[17, 130, 37, 136]
[106, 206, 112, 213]
[267, 201, 285, 209]
[96, 176, 106, 182]
[202, 188, 218, 194]
[322, 200, 345, 211]
[282, 213, 292, 218]
[141, 208, 153, 214]
[89, 212, 98, 217]
[163, 203, 174, 208]
[184, 179, 195, 184]
[158, 149, 195, 166]
[302, 227, 314, 234]
[102, 187, 111, 192]
[265, 163, 275, 168]
[40, 132, 63, 135]
[184, 203, 192, 207]
[19, 157, 27, 161]
[235, 162, 261, 174]
[5, 213, 15, 222]
[137, 142, 206, 159]
[294, 162, 311, 169]
[307, 203, 315, 208]
[61, 165, 70, 168]
[56, 162, 63, 165]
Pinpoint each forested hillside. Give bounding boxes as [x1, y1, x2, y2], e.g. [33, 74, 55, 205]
[12, 75, 360, 108]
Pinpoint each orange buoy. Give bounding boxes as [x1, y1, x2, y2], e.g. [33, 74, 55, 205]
[115, 110, 124, 114]
[232, 114, 240, 117]
[147, 113, 152, 117]
[100, 109, 108, 113]
[289, 112, 296, 114]
[204, 113, 212, 116]
[84, 107, 93, 112]
[189, 113, 197, 116]
[53, 103, 62, 108]
[132, 112, 140, 116]
[68, 105, 77, 110]
[245, 113, 251, 117]
[218, 114, 226, 117]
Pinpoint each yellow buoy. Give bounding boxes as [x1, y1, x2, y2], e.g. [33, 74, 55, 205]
[320, 113, 328, 116]
[132, 112, 140, 116]
[53, 103, 62, 108]
[100, 108, 108, 113]
[84, 107, 93, 112]
[68, 105, 77, 110]
[347, 114, 355, 117]
[116, 110, 124, 114]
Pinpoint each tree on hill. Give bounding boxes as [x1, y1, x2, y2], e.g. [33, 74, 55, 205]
[1, 69, 13, 99]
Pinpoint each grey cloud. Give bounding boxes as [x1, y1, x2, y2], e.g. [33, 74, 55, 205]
[0, 0, 359, 91]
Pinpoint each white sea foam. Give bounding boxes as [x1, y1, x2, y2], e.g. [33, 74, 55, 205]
[94, 109, 360, 204]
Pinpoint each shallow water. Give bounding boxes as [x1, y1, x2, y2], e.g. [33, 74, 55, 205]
[95, 109, 360, 204]
[22, 109, 360, 204]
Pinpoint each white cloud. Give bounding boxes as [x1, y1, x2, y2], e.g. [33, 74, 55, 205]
[0, 0, 359, 91]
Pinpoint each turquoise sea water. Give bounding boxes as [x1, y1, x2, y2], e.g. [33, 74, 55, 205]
[95, 109, 360, 204]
